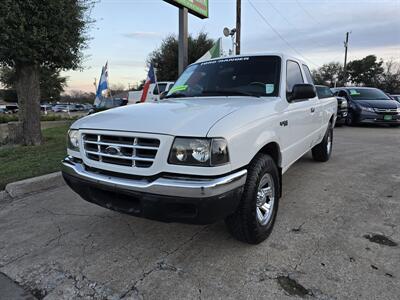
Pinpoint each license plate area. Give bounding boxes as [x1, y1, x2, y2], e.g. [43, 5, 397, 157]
[384, 115, 392, 121]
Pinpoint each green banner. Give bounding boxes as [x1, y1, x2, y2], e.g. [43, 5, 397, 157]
[165, 0, 209, 19]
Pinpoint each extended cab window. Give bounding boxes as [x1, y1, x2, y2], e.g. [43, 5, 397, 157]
[286, 60, 304, 94]
[302, 64, 314, 84]
[167, 56, 281, 98]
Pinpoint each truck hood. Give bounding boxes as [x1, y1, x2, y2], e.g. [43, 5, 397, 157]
[72, 97, 260, 136]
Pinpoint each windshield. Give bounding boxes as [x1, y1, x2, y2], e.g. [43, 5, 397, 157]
[167, 56, 281, 98]
[347, 88, 391, 100]
[316, 86, 334, 99]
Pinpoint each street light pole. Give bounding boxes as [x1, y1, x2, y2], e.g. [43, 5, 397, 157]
[236, 0, 241, 55]
[178, 7, 188, 75]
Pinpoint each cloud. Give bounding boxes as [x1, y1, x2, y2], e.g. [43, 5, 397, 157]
[123, 31, 163, 39]
[111, 60, 145, 68]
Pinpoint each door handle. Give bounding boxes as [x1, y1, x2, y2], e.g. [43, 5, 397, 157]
[311, 107, 315, 113]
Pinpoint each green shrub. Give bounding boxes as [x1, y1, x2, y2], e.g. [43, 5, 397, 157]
[0, 114, 80, 124]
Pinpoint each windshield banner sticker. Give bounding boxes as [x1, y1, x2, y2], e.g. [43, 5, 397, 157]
[200, 57, 250, 66]
[169, 85, 188, 94]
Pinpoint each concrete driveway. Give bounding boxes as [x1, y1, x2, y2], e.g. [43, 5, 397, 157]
[0, 126, 399, 299]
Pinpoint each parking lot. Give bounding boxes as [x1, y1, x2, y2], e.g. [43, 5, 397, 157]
[0, 126, 399, 300]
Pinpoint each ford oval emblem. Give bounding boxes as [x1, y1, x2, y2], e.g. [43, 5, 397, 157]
[105, 146, 122, 156]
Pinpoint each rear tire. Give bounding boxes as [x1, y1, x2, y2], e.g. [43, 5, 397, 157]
[225, 154, 280, 244]
[312, 123, 333, 162]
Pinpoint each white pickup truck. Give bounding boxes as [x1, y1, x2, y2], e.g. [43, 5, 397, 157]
[62, 54, 336, 244]
[128, 81, 174, 104]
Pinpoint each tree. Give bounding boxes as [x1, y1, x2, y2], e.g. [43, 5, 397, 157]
[61, 90, 96, 104]
[0, 66, 67, 102]
[376, 60, 400, 93]
[0, 89, 18, 102]
[346, 55, 384, 86]
[0, 1, 93, 145]
[312, 62, 344, 87]
[110, 83, 126, 95]
[147, 32, 214, 81]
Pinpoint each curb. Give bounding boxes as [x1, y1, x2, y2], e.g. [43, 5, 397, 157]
[3, 172, 64, 200]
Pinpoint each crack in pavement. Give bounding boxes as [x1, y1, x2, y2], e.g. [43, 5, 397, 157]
[294, 237, 321, 271]
[40, 207, 114, 220]
[120, 225, 209, 299]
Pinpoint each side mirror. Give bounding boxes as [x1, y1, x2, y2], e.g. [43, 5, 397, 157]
[159, 91, 168, 100]
[289, 84, 316, 101]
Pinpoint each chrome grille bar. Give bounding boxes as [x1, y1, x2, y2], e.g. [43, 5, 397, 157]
[375, 108, 398, 113]
[85, 150, 155, 162]
[82, 133, 160, 168]
[84, 140, 159, 150]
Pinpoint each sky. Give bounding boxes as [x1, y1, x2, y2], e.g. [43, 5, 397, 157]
[63, 0, 400, 93]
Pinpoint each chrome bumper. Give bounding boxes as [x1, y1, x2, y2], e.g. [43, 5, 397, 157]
[61, 157, 247, 198]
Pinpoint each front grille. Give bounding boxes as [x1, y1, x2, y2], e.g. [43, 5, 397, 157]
[82, 133, 160, 168]
[374, 108, 398, 114]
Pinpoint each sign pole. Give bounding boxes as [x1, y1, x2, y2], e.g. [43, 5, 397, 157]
[236, 0, 241, 55]
[178, 7, 188, 75]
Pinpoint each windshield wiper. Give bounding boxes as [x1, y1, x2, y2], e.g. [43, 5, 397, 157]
[200, 90, 261, 98]
[165, 92, 190, 99]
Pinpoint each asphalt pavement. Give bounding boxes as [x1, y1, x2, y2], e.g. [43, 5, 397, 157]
[0, 126, 399, 300]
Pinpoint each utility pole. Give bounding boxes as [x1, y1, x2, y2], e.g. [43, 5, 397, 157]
[343, 32, 350, 84]
[178, 7, 188, 75]
[236, 0, 241, 55]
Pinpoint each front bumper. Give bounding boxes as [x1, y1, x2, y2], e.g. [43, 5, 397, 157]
[61, 157, 247, 224]
[358, 112, 400, 124]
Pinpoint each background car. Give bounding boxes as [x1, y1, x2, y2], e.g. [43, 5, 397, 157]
[5, 104, 18, 114]
[40, 104, 53, 112]
[390, 95, 400, 102]
[52, 104, 68, 112]
[332, 87, 400, 127]
[316, 85, 348, 126]
[89, 98, 128, 114]
[62, 104, 79, 112]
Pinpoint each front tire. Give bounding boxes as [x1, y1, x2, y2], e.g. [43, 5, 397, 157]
[345, 112, 355, 126]
[225, 154, 280, 244]
[312, 123, 333, 162]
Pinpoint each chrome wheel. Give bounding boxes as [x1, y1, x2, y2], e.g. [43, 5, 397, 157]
[326, 128, 332, 155]
[256, 173, 275, 226]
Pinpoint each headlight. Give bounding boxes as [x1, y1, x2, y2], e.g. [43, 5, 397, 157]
[169, 137, 229, 167]
[361, 106, 375, 112]
[340, 100, 348, 108]
[397, 107, 400, 113]
[67, 129, 80, 151]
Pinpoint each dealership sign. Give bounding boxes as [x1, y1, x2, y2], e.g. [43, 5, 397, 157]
[164, 0, 209, 19]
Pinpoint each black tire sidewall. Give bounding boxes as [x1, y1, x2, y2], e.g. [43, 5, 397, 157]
[346, 112, 353, 126]
[231, 154, 280, 243]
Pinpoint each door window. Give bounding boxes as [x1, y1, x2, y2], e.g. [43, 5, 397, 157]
[286, 60, 304, 94]
[302, 64, 314, 84]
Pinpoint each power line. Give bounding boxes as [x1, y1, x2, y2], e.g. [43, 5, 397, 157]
[264, 0, 327, 50]
[247, 0, 320, 67]
[264, 0, 297, 29]
[295, 0, 321, 27]
[265, 0, 345, 59]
